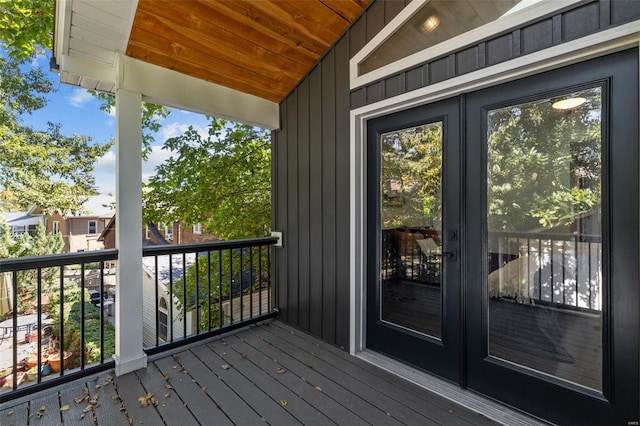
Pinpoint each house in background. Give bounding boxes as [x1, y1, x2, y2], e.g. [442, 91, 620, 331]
[46, 0, 640, 424]
[99, 217, 218, 250]
[26, 194, 115, 252]
[0, 207, 44, 237]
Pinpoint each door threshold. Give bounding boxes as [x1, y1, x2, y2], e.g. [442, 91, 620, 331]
[357, 350, 549, 426]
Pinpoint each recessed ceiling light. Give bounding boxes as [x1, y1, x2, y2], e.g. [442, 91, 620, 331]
[421, 16, 440, 33]
[551, 97, 586, 110]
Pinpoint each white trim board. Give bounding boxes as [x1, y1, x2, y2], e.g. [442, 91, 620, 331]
[350, 0, 583, 90]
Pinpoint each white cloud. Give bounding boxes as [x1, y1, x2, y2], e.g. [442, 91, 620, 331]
[93, 151, 116, 195]
[66, 88, 93, 108]
[158, 122, 209, 143]
[142, 145, 173, 182]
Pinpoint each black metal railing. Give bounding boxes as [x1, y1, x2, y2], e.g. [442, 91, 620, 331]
[0, 250, 118, 403]
[489, 231, 602, 311]
[142, 236, 278, 355]
[382, 227, 442, 285]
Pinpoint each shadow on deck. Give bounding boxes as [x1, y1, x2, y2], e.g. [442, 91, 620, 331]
[0, 320, 506, 425]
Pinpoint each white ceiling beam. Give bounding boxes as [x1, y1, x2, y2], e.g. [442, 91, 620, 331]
[117, 55, 280, 130]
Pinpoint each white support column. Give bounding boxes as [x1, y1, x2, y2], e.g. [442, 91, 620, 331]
[114, 87, 147, 375]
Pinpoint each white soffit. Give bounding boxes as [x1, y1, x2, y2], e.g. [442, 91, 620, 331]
[53, 0, 279, 130]
[349, 0, 584, 89]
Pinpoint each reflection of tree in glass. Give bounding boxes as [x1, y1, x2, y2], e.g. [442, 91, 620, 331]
[381, 122, 442, 229]
[487, 87, 601, 232]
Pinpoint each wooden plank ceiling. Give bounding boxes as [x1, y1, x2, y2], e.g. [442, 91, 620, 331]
[126, 0, 371, 103]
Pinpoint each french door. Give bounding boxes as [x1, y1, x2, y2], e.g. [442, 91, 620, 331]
[366, 48, 639, 424]
[366, 96, 461, 382]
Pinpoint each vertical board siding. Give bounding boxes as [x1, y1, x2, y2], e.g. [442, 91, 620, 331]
[354, 0, 640, 107]
[297, 78, 311, 332]
[273, 0, 407, 348]
[286, 93, 299, 326]
[275, 103, 288, 321]
[334, 34, 351, 348]
[308, 66, 324, 337]
[321, 49, 337, 344]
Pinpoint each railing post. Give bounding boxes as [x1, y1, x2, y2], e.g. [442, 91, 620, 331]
[114, 77, 147, 375]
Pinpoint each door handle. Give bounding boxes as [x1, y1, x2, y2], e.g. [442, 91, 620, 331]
[435, 251, 456, 260]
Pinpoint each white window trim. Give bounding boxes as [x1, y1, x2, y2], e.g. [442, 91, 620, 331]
[349, 0, 583, 90]
[193, 223, 202, 234]
[145, 225, 150, 240]
[53, 221, 60, 235]
[349, 23, 640, 356]
[88, 220, 97, 235]
[165, 224, 173, 240]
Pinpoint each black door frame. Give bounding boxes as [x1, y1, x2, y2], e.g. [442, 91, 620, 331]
[365, 48, 639, 425]
[464, 48, 638, 425]
[366, 96, 462, 383]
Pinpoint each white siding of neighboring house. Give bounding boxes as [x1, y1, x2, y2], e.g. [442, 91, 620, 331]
[141, 257, 196, 348]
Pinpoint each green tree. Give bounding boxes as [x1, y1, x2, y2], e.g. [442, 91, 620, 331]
[1, 122, 112, 213]
[381, 122, 442, 229]
[0, 220, 64, 314]
[0, 0, 171, 211]
[487, 87, 601, 232]
[0, 0, 53, 61]
[143, 118, 271, 240]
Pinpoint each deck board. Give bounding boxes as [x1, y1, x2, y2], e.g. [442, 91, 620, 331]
[268, 321, 497, 426]
[154, 354, 234, 425]
[134, 363, 198, 425]
[0, 400, 28, 426]
[28, 391, 60, 424]
[171, 350, 266, 426]
[228, 333, 371, 426]
[0, 320, 506, 425]
[114, 371, 164, 425]
[190, 343, 301, 425]
[207, 339, 332, 425]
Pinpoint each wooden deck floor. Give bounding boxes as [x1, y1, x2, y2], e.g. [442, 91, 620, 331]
[0, 320, 498, 425]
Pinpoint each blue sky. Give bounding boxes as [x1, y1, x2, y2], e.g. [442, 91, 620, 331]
[20, 53, 213, 196]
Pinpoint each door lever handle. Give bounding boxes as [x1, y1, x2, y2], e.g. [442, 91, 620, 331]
[435, 251, 456, 260]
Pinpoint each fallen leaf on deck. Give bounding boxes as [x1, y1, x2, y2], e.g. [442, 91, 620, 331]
[172, 365, 177, 369]
[74, 396, 86, 404]
[240, 352, 246, 358]
[105, 375, 113, 384]
[39, 405, 46, 412]
[258, 335, 264, 340]
[82, 404, 93, 413]
[60, 404, 70, 411]
[111, 395, 121, 400]
[202, 386, 207, 392]
[315, 386, 323, 392]
[221, 364, 231, 370]
[276, 367, 286, 374]
[165, 384, 173, 389]
[163, 373, 169, 380]
[281, 400, 288, 406]
[164, 391, 171, 398]
[7, 409, 13, 415]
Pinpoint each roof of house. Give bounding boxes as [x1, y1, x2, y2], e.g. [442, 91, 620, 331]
[0, 212, 43, 227]
[67, 195, 115, 219]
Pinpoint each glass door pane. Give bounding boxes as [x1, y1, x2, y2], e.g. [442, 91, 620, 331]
[380, 122, 443, 338]
[486, 86, 603, 390]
